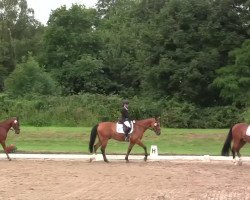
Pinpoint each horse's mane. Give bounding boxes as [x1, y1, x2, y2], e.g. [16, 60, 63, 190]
[135, 118, 155, 125]
[0, 117, 18, 126]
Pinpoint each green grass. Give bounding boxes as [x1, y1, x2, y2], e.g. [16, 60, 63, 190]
[5, 126, 250, 156]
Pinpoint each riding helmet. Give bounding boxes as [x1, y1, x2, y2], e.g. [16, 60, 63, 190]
[122, 100, 129, 105]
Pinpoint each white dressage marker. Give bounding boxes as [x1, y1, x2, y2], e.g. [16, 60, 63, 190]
[150, 145, 159, 158]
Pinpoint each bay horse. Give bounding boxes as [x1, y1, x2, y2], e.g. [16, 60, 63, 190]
[89, 117, 161, 163]
[221, 123, 249, 165]
[0, 117, 20, 161]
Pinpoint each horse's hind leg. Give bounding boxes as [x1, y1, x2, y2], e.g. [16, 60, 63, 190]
[0, 142, 11, 161]
[232, 140, 245, 165]
[89, 140, 102, 162]
[236, 140, 246, 166]
[100, 139, 109, 163]
[94, 140, 102, 154]
[232, 148, 236, 159]
[125, 142, 135, 162]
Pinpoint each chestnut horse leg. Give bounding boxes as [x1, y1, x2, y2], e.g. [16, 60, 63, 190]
[89, 140, 102, 162]
[136, 140, 148, 161]
[236, 140, 246, 165]
[100, 139, 109, 163]
[125, 142, 135, 162]
[0, 141, 11, 161]
[232, 139, 245, 165]
[94, 140, 102, 154]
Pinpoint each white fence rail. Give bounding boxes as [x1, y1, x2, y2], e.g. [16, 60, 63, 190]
[1, 153, 250, 162]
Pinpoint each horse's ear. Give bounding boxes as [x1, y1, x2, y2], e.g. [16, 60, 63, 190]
[154, 116, 160, 122]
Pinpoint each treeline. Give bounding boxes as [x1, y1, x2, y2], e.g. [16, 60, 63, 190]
[0, 0, 249, 127]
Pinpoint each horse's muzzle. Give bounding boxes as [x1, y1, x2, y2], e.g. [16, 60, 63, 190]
[156, 131, 161, 136]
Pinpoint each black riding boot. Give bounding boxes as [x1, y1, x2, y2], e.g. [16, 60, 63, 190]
[124, 133, 129, 141]
[123, 125, 131, 141]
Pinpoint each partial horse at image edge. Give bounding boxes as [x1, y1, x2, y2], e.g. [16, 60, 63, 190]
[89, 117, 161, 163]
[221, 123, 249, 164]
[0, 117, 20, 161]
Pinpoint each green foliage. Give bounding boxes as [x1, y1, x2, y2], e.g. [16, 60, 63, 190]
[43, 4, 103, 94]
[0, 94, 120, 126]
[139, 0, 249, 106]
[59, 54, 111, 94]
[245, 107, 250, 123]
[0, 0, 44, 91]
[95, 0, 143, 96]
[160, 99, 244, 128]
[1, 0, 249, 128]
[4, 54, 59, 97]
[0, 94, 244, 128]
[213, 39, 250, 106]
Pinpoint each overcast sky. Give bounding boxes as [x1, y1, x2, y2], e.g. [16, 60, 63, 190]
[26, 0, 98, 25]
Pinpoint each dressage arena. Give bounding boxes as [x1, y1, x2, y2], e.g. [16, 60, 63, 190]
[1, 154, 250, 200]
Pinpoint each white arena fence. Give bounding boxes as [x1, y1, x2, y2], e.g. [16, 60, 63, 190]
[1, 153, 250, 162]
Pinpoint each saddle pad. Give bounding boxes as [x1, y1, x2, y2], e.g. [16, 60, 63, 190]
[246, 126, 250, 136]
[116, 122, 133, 134]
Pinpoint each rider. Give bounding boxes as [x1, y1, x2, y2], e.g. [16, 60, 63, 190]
[120, 99, 131, 141]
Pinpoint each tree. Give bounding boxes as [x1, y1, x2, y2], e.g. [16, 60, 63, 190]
[4, 54, 59, 97]
[96, 0, 117, 17]
[97, 0, 146, 96]
[0, 0, 44, 91]
[43, 4, 102, 94]
[139, 0, 250, 106]
[213, 39, 250, 107]
[59, 54, 111, 94]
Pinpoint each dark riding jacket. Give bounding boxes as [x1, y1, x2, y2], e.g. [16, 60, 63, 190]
[120, 106, 129, 123]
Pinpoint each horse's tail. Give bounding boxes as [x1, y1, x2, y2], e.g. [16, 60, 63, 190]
[221, 127, 233, 156]
[89, 124, 99, 153]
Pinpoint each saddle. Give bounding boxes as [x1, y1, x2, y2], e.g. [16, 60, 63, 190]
[116, 121, 134, 134]
[246, 126, 250, 136]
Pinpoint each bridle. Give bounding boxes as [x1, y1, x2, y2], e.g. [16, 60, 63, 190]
[11, 119, 20, 133]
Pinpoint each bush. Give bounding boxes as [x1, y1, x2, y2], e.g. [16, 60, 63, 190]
[0, 94, 245, 128]
[4, 55, 59, 97]
[244, 107, 250, 123]
[161, 99, 244, 128]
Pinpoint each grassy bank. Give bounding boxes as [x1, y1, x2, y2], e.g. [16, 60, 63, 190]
[5, 126, 250, 156]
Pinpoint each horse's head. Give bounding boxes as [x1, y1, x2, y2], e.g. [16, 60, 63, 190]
[151, 117, 161, 135]
[11, 117, 20, 134]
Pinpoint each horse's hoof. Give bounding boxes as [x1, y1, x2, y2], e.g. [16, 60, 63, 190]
[126, 159, 129, 163]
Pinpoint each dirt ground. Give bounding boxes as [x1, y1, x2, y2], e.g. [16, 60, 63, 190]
[0, 159, 250, 200]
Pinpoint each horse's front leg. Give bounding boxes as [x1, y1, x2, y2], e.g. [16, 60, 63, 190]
[125, 142, 135, 163]
[1, 142, 11, 161]
[136, 140, 148, 161]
